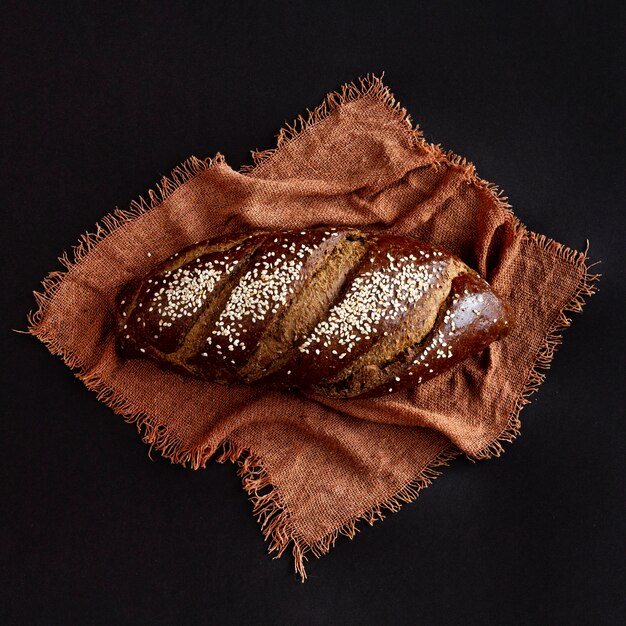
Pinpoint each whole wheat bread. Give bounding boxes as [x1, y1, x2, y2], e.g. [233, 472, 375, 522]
[116, 227, 513, 397]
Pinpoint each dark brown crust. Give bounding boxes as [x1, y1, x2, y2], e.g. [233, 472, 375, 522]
[115, 227, 514, 398]
[314, 271, 513, 398]
[291, 236, 471, 394]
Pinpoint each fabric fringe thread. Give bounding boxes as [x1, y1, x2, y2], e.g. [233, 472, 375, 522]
[216, 440, 459, 581]
[239, 72, 516, 225]
[470, 233, 600, 460]
[26, 72, 600, 579]
[27, 152, 230, 469]
[26, 322, 223, 470]
[239, 72, 421, 174]
[27, 154, 224, 330]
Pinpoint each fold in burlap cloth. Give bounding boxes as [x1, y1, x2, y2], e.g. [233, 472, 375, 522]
[28, 75, 598, 579]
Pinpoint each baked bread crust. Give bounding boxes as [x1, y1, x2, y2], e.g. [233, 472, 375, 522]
[116, 227, 513, 397]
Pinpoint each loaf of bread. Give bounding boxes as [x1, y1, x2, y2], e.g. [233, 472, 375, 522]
[116, 227, 513, 398]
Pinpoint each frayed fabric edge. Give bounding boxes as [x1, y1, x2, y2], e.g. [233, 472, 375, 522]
[216, 440, 459, 581]
[238, 72, 516, 224]
[24, 324, 222, 470]
[27, 312, 462, 581]
[27, 153, 225, 330]
[472, 232, 600, 460]
[239, 72, 425, 174]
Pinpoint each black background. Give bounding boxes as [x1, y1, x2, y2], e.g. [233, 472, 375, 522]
[2, 2, 625, 624]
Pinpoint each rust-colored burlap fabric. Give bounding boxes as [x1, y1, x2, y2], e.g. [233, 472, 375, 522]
[28, 76, 597, 580]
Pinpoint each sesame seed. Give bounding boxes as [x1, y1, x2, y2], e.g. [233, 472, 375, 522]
[213, 241, 314, 342]
[148, 254, 238, 329]
[299, 257, 434, 352]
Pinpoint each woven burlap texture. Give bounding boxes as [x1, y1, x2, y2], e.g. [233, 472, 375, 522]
[28, 75, 598, 580]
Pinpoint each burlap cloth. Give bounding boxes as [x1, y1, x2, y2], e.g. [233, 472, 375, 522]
[28, 75, 598, 580]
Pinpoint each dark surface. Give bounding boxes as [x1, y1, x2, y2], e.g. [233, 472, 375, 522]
[1, 1, 624, 624]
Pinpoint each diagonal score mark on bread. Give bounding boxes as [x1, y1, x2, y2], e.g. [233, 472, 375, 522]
[238, 230, 368, 381]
